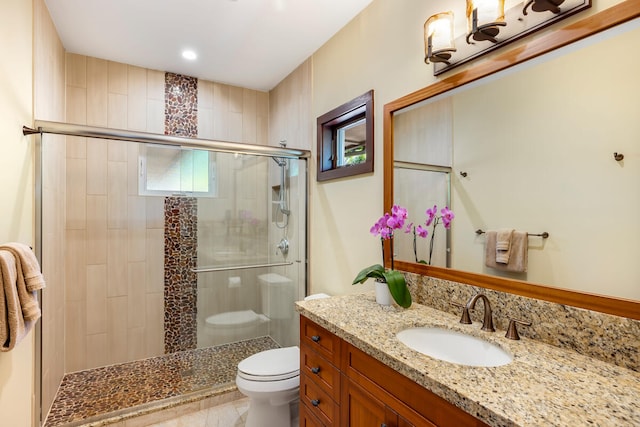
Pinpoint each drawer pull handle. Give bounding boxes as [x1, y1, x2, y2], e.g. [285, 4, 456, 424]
[311, 335, 321, 342]
[381, 424, 387, 427]
[311, 399, 320, 407]
[311, 367, 321, 374]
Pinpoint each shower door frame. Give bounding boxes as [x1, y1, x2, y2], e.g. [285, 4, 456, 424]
[27, 120, 311, 426]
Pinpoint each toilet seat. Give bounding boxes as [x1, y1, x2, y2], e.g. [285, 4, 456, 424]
[205, 310, 265, 329]
[237, 346, 300, 382]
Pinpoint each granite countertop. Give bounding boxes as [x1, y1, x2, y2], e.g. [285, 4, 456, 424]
[295, 292, 640, 427]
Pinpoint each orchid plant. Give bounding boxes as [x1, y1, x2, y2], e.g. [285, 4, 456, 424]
[352, 205, 412, 308]
[407, 205, 454, 265]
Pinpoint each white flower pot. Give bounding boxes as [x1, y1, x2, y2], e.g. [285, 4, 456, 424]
[375, 280, 393, 306]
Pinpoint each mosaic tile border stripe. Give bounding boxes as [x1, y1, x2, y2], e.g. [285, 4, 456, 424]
[163, 72, 200, 354]
[164, 196, 198, 353]
[164, 73, 198, 137]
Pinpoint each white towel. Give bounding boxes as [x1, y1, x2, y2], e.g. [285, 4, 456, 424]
[496, 229, 514, 264]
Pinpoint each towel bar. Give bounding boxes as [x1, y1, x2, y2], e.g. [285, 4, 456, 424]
[475, 229, 549, 238]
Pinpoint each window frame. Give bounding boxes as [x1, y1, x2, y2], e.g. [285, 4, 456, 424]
[316, 90, 374, 182]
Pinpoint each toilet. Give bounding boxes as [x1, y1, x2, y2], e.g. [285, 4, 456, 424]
[203, 273, 293, 346]
[236, 346, 300, 427]
[235, 293, 330, 427]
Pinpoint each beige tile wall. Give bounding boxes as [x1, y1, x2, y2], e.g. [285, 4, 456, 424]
[64, 53, 275, 371]
[34, 0, 66, 417]
[64, 54, 166, 371]
[268, 58, 312, 151]
[197, 81, 268, 144]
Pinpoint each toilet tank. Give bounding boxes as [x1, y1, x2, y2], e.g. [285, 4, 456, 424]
[258, 273, 293, 319]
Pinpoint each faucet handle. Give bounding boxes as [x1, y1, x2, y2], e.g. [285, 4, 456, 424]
[450, 301, 472, 325]
[505, 317, 532, 340]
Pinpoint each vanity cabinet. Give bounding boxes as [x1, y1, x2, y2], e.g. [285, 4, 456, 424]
[300, 315, 342, 425]
[300, 315, 489, 427]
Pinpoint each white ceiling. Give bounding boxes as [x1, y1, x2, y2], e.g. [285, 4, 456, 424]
[45, 0, 375, 92]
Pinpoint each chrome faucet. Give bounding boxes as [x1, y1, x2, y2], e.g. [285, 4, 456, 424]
[276, 237, 289, 256]
[465, 293, 495, 332]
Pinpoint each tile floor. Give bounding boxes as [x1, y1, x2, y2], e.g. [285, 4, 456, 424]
[146, 398, 249, 427]
[45, 337, 278, 426]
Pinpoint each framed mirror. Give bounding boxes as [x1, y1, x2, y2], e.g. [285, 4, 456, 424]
[317, 90, 374, 181]
[384, 1, 640, 320]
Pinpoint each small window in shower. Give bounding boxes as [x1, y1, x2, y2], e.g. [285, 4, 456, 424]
[139, 145, 218, 197]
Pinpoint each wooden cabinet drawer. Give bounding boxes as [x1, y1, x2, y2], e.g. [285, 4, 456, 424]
[300, 402, 325, 427]
[301, 343, 341, 402]
[300, 316, 341, 365]
[344, 343, 488, 427]
[300, 373, 339, 426]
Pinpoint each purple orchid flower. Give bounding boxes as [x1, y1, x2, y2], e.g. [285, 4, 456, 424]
[441, 207, 455, 229]
[416, 225, 428, 238]
[411, 204, 455, 265]
[425, 205, 438, 226]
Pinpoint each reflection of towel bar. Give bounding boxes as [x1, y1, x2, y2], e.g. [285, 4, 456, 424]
[475, 229, 549, 239]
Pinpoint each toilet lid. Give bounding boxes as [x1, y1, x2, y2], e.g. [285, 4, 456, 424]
[237, 346, 300, 381]
[206, 310, 259, 327]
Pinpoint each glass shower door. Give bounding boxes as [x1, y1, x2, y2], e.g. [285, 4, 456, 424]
[194, 152, 307, 350]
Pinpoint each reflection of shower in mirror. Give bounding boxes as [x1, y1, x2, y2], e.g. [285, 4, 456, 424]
[273, 141, 291, 229]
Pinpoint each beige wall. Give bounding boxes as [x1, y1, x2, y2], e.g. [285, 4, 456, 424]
[306, 0, 628, 298]
[0, 1, 34, 426]
[309, 0, 438, 297]
[34, 0, 66, 417]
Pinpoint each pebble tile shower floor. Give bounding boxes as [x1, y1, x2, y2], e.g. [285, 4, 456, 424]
[44, 337, 279, 427]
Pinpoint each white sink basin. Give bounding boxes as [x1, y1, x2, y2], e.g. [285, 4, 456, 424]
[396, 327, 512, 367]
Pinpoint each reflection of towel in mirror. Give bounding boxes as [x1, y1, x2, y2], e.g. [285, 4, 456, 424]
[485, 231, 528, 273]
[0, 243, 46, 351]
[496, 228, 514, 264]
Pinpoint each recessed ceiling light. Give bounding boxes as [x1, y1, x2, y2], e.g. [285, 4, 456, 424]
[182, 50, 197, 61]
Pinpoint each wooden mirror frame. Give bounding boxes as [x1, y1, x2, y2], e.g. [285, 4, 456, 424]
[383, 0, 640, 320]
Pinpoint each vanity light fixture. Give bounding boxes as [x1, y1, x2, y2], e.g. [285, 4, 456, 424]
[424, 12, 457, 65]
[523, 0, 565, 15]
[466, 0, 506, 44]
[424, 0, 591, 75]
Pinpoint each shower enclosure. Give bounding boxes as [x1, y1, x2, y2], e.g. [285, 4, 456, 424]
[33, 122, 309, 426]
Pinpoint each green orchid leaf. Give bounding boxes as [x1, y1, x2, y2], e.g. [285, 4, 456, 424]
[352, 264, 385, 285]
[382, 270, 412, 308]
